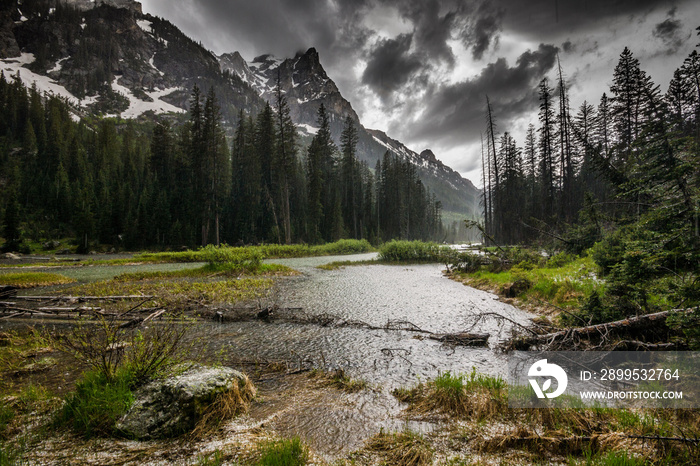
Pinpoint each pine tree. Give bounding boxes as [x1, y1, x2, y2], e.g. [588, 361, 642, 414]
[537, 78, 557, 219]
[274, 73, 298, 244]
[340, 116, 360, 238]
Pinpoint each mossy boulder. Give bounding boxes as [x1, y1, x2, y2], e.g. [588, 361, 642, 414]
[116, 364, 254, 439]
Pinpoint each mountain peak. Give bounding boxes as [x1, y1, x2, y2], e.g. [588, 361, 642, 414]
[420, 149, 438, 164]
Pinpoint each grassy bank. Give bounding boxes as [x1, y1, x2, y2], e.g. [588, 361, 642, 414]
[386, 370, 699, 465]
[450, 252, 602, 316]
[0, 272, 76, 288]
[0, 239, 374, 269]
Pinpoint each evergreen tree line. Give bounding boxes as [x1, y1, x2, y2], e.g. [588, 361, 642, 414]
[0, 74, 442, 251]
[482, 41, 700, 252]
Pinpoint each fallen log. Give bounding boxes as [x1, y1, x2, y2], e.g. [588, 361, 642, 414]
[14, 295, 155, 301]
[120, 308, 166, 329]
[513, 308, 694, 350]
[37, 307, 103, 313]
[0, 286, 18, 298]
[428, 332, 490, 347]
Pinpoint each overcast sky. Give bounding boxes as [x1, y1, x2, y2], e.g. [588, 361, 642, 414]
[140, 0, 700, 186]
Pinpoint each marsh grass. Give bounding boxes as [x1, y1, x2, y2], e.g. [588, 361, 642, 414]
[112, 262, 293, 282]
[66, 277, 274, 309]
[0, 330, 53, 377]
[192, 374, 256, 438]
[256, 437, 309, 466]
[393, 369, 507, 420]
[135, 239, 373, 264]
[366, 430, 433, 466]
[0, 272, 75, 288]
[0, 239, 373, 270]
[309, 369, 368, 393]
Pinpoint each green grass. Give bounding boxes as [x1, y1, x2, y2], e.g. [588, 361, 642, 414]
[0, 330, 53, 378]
[572, 449, 648, 466]
[0, 272, 76, 288]
[453, 254, 602, 311]
[257, 437, 308, 466]
[65, 277, 274, 308]
[135, 239, 373, 264]
[196, 449, 224, 466]
[113, 262, 294, 281]
[57, 368, 135, 438]
[309, 369, 368, 393]
[393, 369, 507, 420]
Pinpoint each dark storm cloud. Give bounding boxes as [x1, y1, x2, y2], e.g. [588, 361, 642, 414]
[361, 34, 422, 100]
[653, 14, 685, 55]
[468, 2, 504, 60]
[493, 0, 677, 40]
[561, 40, 575, 53]
[395, 44, 559, 147]
[357, 0, 505, 103]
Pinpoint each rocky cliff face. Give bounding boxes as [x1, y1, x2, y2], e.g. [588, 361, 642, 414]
[3, 0, 263, 121]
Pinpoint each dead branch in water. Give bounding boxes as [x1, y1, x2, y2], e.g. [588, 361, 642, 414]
[509, 308, 694, 351]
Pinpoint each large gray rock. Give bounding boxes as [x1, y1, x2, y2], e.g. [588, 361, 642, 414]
[116, 365, 253, 439]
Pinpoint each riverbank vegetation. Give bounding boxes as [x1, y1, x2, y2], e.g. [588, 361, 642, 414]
[469, 34, 700, 347]
[387, 370, 699, 465]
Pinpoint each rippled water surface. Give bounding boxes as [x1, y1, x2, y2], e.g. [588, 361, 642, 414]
[212, 253, 534, 387]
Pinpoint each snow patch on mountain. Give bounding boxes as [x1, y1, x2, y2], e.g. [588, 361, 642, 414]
[109, 76, 184, 118]
[297, 123, 319, 135]
[136, 19, 152, 34]
[1, 53, 82, 105]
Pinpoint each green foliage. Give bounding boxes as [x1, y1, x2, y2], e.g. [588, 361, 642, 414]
[57, 367, 135, 438]
[257, 437, 308, 466]
[667, 308, 700, 349]
[378, 240, 450, 262]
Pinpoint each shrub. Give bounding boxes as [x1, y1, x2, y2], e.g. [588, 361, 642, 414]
[379, 240, 449, 262]
[52, 314, 192, 384]
[57, 368, 135, 437]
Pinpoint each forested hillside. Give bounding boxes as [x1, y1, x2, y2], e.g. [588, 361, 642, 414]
[0, 75, 443, 252]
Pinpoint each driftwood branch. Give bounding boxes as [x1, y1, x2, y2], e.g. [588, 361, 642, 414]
[512, 309, 693, 350]
[12, 295, 155, 301]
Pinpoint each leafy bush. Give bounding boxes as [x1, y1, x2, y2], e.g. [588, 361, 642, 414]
[446, 251, 484, 273]
[547, 252, 577, 268]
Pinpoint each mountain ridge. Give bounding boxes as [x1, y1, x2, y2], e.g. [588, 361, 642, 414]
[1, 0, 480, 219]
